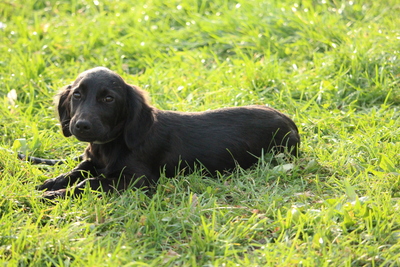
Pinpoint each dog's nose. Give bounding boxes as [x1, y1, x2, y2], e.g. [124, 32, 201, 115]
[75, 120, 92, 133]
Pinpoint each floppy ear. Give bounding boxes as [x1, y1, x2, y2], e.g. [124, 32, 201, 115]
[55, 85, 72, 137]
[124, 84, 154, 149]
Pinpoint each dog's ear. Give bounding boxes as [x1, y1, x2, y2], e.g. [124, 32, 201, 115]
[55, 85, 72, 137]
[124, 84, 154, 149]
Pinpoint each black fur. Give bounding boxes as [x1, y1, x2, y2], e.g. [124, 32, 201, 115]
[37, 67, 300, 199]
[18, 153, 62, 165]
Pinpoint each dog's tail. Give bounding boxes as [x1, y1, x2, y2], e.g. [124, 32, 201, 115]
[17, 153, 83, 166]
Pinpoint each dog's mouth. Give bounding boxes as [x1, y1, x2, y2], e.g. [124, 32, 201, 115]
[73, 132, 118, 144]
[92, 138, 117, 144]
[72, 133, 98, 143]
[70, 119, 124, 144]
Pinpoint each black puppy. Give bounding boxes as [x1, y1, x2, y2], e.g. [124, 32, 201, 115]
[37, 67, 300, 198]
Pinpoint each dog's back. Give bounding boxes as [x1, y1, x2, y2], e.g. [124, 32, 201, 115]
[147, 105, 300, 176]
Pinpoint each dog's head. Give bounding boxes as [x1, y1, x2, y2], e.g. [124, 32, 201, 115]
[57, 67, 154, 147]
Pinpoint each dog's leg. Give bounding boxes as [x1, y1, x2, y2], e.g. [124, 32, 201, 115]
[41, 177, 113, 199]
[18, 153, 83, 165]
[41, 172, 152, 199]
[36, 160, 97, 191]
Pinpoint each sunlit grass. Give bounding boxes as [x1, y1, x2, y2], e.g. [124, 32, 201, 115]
[1, 0, 399, 265]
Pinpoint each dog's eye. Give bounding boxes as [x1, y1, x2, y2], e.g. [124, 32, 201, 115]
[103, 96, 114, 103]
[72, 92, 81, 100]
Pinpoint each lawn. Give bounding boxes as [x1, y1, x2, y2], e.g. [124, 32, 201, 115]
[1, 0, 399, 265]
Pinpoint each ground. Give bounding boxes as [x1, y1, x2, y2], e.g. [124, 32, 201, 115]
[0, 0, 399, 265]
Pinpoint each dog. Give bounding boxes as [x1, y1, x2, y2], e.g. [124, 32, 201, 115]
[37, 67, 300, 198]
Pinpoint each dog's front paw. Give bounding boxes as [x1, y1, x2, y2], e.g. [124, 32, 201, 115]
[41, 187, 86, 200]
[42, 189, 67, 200]
[36, 178, 56, 191]
[36, 175, 68, 191]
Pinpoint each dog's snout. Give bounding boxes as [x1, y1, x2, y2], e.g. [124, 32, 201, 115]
[75, 120, 92, 133]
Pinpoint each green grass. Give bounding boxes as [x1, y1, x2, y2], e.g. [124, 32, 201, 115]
[1, 0, 399, 265]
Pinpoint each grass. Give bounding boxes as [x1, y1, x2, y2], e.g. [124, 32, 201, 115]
[1, 0, 399, 265]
